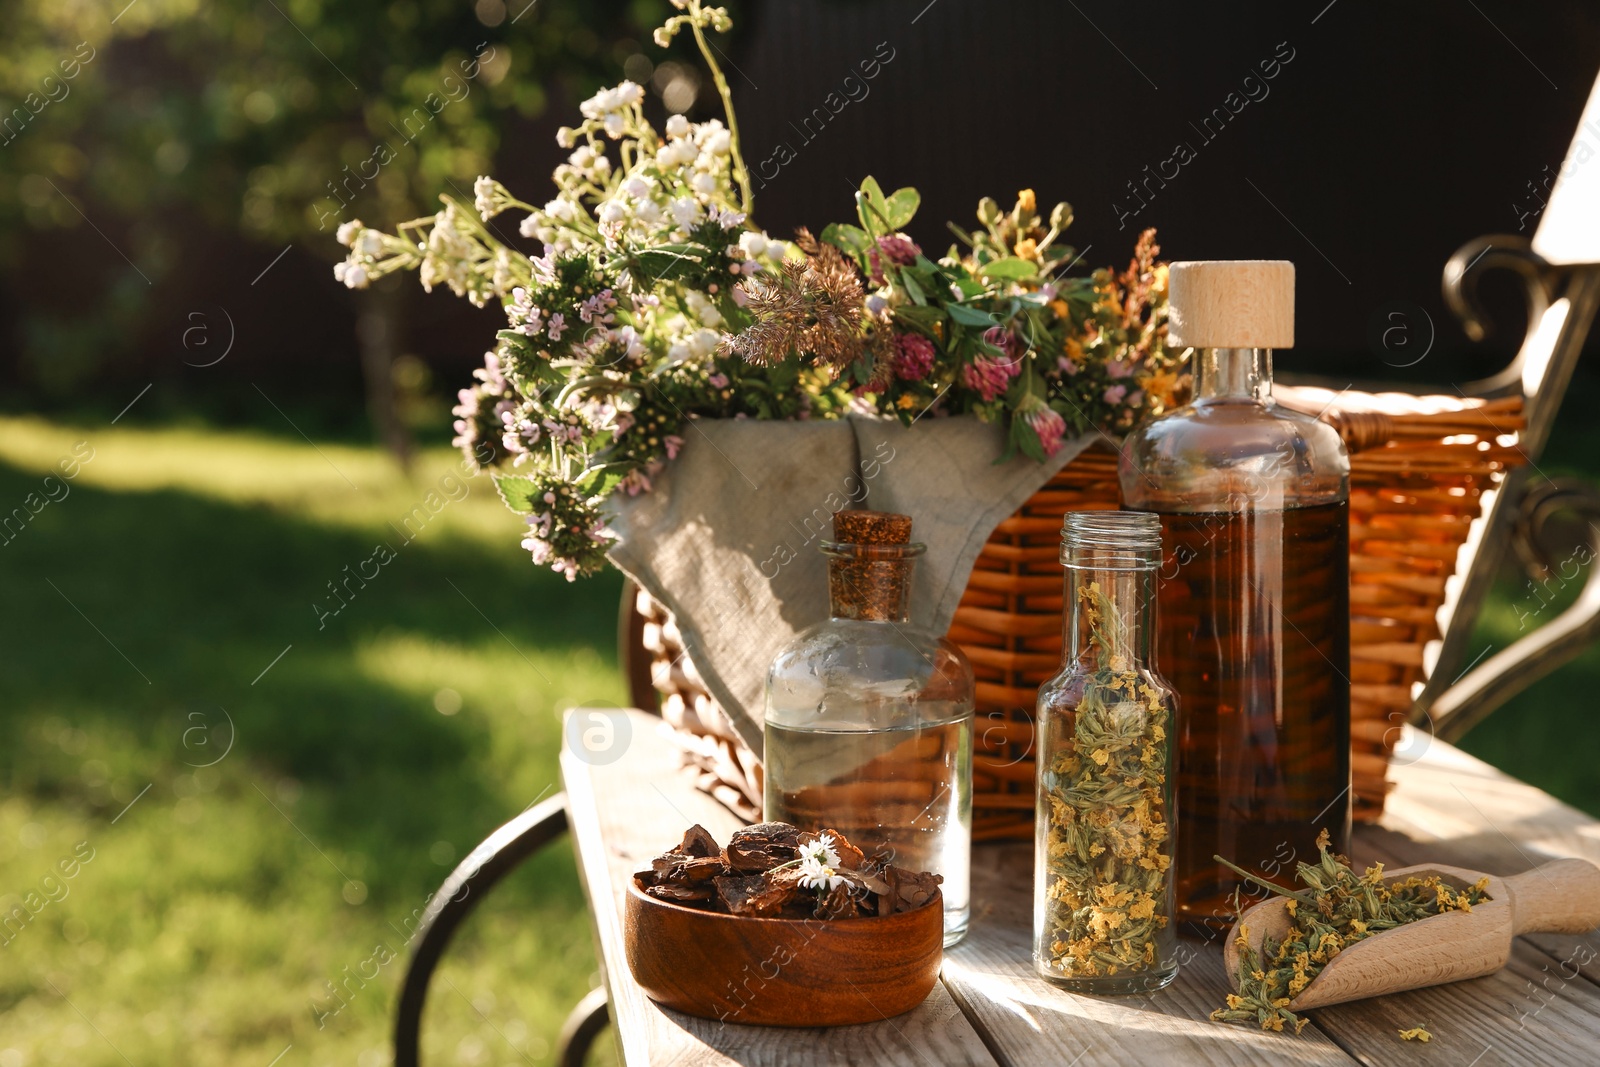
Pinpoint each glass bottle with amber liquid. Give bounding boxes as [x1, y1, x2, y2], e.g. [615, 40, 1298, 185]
[1120, 260, 1351, 930]
[764, 510, 975, 945]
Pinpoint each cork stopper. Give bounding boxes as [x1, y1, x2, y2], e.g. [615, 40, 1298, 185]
[832, 510, 912, 545]
[825, 511, 918, 622]
[1167, 260, 1295, 349]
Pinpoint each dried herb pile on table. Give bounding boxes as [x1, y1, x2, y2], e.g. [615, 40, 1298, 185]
[1212, 831, 1491, 1034]
[640, 822, 942, 920]
[1038, 580, 1174, 979]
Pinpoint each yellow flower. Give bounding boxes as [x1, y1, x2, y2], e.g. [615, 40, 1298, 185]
[1013, 237, 1038, 260]
[1095, 884, 1135, 908]
[1017, 188, 1036, 214]
[1225, 994, 1244, 1010]
[896, 393, 918, 409]
[1138, 369, 1181, 408]
[1398, 1027, 1432, 1043]
[1049, 298, 1070, 319]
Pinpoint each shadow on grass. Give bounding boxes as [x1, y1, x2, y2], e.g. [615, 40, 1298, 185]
[0, 454, 623, 911]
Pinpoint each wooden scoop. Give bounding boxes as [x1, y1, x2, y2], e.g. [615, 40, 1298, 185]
[1223, 858, 1600, 1011]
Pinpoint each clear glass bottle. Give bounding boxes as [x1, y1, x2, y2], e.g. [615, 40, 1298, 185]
[1119, 260, 1351, 931]
[764, 510, 975, 946]
[1035, 511, 1178, 993]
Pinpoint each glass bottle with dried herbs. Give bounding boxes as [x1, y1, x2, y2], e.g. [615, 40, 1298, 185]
[1034, 511, 1177, 993]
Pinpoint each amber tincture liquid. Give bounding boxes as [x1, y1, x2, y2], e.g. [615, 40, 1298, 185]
[1156, 500, 1351, 928]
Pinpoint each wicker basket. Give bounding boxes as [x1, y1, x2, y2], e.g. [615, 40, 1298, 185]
[636, 387, 1527, 839]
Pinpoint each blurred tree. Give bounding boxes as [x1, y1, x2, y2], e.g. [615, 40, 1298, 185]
[0, 0, 720, 459]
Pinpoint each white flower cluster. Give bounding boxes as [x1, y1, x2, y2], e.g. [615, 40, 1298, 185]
[797, 833, 845, 891]
[333, 219, 396, 290]
[576, 80, 645, 139]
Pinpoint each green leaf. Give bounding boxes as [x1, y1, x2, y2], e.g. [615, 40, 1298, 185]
[946, 303, 1002, 329]
[951, 276, 987, 299]
[820, 222, 870, 257]
[884, 187, 921, 229]
[856, 175, 892, 235]
[900, 271, 927, 306]
[981, 257, 1038, 281]
[629, 245, 704, 283]
[578, 467, 628, 498]
[891, 305, 944, 332]
[493, 474, 542, 514]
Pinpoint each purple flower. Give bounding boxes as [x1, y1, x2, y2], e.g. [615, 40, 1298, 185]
[547, 312, 567, 341]
[876, 234, 920, 266]
[961, 354, 1020, 402]
[619, 469, 653, 496]
[1023, 404, 1068, 457]
[1058, 356, 1079, 376]
[1105, 360, 1133, 379]
[1102, 384, 1127, 405]
[867, 234, 922, 284]
[708, 373, 730, 388]
[982, 326, 1023, 360]
[579, 288, 617, 324]
[891, 332, 937, 382]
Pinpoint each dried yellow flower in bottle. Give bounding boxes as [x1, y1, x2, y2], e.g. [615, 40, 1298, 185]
[1034, 512, 1177, 993]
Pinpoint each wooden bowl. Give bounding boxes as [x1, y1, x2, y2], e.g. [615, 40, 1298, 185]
[623, 873, 944, 1026]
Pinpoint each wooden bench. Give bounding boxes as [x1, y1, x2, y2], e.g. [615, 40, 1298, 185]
[396, 706, 1600, 1066]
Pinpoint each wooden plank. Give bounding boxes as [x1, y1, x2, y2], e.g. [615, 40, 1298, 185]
[560, 708, 1000, 1067]
[942, 842, 1358, 1067]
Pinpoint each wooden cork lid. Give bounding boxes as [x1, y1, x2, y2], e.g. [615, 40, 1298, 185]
[833, 510, 912, 545]
[1167, 260, 1295, 349]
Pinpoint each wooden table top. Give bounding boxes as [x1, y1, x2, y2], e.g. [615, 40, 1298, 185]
[560, 709, 1600, 1066]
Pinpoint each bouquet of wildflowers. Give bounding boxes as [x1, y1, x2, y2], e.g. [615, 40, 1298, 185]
[333, 0, 1183, 581]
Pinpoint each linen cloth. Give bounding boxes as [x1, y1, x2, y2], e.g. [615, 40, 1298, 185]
[606, 414, 1093, 754]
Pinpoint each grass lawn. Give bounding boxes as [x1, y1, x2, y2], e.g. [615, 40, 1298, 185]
[0, 385, 1597, 1066]
[0, 414, 623, 1066]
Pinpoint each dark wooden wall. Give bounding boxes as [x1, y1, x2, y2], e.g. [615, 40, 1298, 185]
[724, 0, 1600, 382]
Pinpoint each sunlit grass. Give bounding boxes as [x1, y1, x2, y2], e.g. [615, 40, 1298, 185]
[0, 415, 623, 1066]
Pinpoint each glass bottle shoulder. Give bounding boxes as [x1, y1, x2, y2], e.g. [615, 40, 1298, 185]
[1120, 397, 1348, 513]
[765, 618, 974, 730]
[1037, 661, 1174, 716]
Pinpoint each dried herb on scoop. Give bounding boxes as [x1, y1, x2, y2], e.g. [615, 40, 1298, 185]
[1210, 831, 1491, 1034]
[640, 822, 942, 920]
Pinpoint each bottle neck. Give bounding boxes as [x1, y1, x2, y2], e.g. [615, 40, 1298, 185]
[1063, 563, 1154, 669]
[828, 557, 913, 622]
[1194, 347, 1273, 403]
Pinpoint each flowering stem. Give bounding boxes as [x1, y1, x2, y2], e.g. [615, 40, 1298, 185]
[554, 375, 626, 408]
[687, 4, 753, 215]
[1212, 854, 1315, 906]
